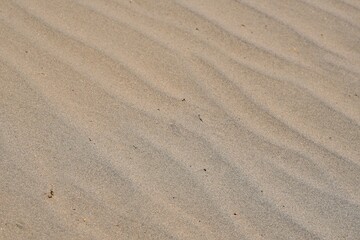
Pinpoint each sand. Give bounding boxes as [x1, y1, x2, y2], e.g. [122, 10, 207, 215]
[0, 0, 359, 239]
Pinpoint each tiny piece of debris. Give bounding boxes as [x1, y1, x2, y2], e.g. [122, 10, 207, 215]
[182, 98, 186, 101]
[234, 213, 237, 216]
[48, 189, 54, 198]
[133, 145, 138, 149]
[241, 24, 245, 27]
[203, 168, 207, 172]
[16, 224, 24, 229]
[196, 27, 199, 31]
[89, 138, 92, 141]
[198, 114, 203, 122]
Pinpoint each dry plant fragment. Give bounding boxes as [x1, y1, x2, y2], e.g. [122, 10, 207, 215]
[48, 189, 54, 198]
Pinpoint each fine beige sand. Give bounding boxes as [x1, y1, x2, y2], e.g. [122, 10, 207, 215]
[1, 0, 360, 239]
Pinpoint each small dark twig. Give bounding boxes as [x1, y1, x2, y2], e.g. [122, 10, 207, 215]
[198, 114, 203, 122]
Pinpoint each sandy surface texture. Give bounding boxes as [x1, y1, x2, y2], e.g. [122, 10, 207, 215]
[1, 0, 360, 239]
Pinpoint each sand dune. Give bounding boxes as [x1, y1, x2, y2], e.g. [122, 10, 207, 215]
[0, 0, 359, 239]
